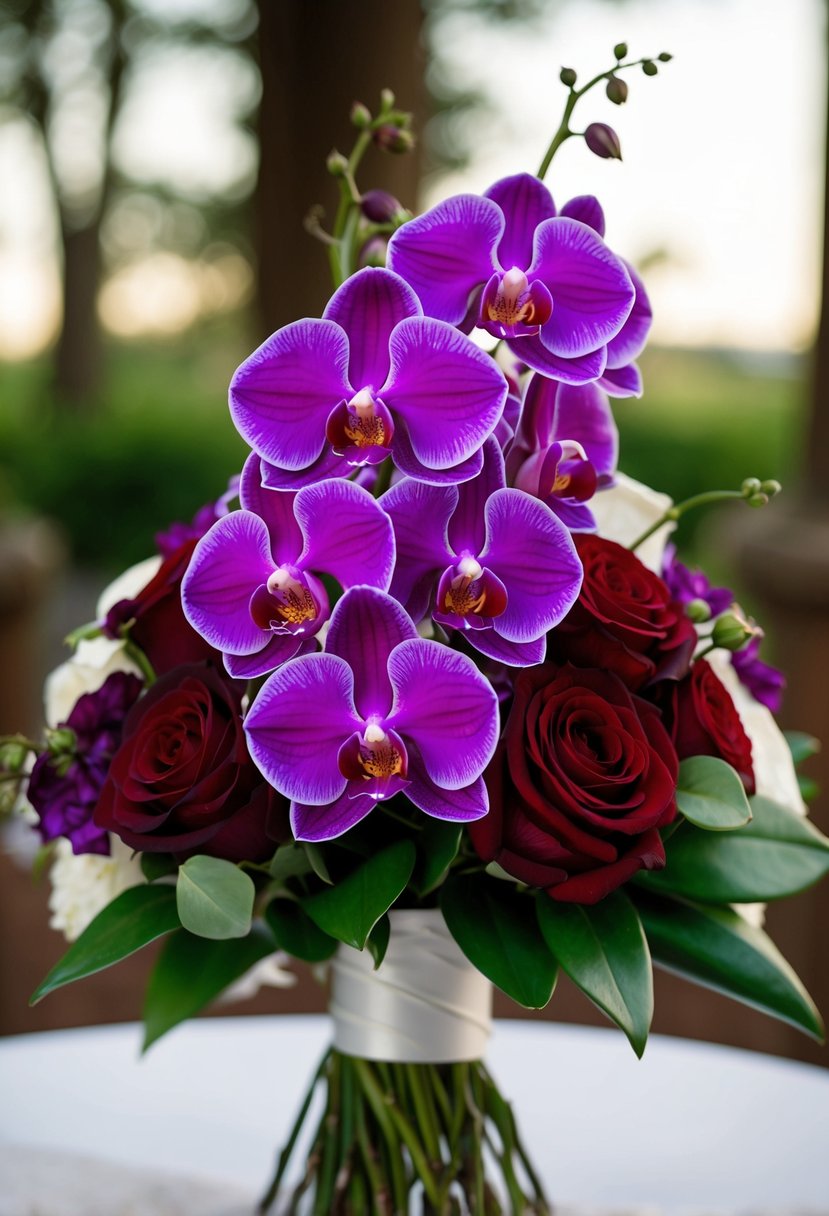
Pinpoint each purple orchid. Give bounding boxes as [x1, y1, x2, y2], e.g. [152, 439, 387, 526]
[506, 374, 619, 530]
[229, 267, 508, 488]
[382, 439, 583, 667]
[387, 173, 637, 385]
[181, 455, 395, 678]
[662, 545, 734, 618]
[244, 586, 499, 841]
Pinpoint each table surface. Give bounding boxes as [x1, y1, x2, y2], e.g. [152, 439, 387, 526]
[1, 1016, 828, 1213]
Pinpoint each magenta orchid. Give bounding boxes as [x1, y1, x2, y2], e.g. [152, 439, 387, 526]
[244, 586, 499, 841]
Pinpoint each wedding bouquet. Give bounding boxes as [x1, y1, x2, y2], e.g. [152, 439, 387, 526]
[4, 48, 828, 1215]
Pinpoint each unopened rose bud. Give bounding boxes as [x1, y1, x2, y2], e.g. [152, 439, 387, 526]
[614, 42, 628, 60]
[606, 75, 629, 104]
[560, 66, 577, 87]
[760, 478, 782, 497]
[350, 101, 372, 129]
[326, 150, 349, 176]
[358, 235, 388, 268]
[741, 477, 762, 496]
[686, 598, 712, 624]
[372, 124, 415, 154]
[712, 612, 754, 651]
[360, 189, 403, 223]
[658, 51, 673, 62]
[642, 59, 658, 76]
[585, 122, 623, 161]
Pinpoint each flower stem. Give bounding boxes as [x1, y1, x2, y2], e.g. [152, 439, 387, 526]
[629, 489, 747, 553]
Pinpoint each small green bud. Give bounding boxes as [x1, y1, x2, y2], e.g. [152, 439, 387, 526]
[47, 727, 76, 755]
[606, 75, 629, 105]
[584, 122, 622, 161]
[748, 492, 770, 508]
[686, 598, 712, 624]
[760, 478, 782, 497]
[658, 51, 673, 62]
[0, 741, 27, 772]
[642, 59, 658, 76]
[712, 612, 754, 652]
[326, 149, 349, 176]
[613, 42, 628, 60]
[372, 124, 415, 154]
[350, 101, 372, 129]
[559, 66, 577, 87]
[379, 88, 396, 112]
[358, 235, 388, 269]
[741, 477, 762, 496]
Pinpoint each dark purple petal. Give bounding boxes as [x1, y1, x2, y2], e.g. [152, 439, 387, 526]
[481, 489, 582, 641]
[731, 638, 785, 713]
[434, 563, 508, 632]
[324, 268, 420, 390]
[387, 639, 499, 789]
[598, 361, 643, 398]
[560, 194, 606, 236]
[392, 422, 485, 485]
[485, 173, 556, 271]
[448, 437, 506, 557]
[325, 394, 394, 466]
[291, 787, 377, 842]
[245, 654, 358, 803]
[605, 261, 652, 368]
[259, 448, 350, 490]
[239, 453, 304, 564]
[384, 316, 507, 469]
[405, 760, 489, 822]
[387, 194, 503, 324]
[382, 479, 456, 616]
[182, 512, 275, 654]
[324, 586, 418, 721]
[295, 478, 395, 592]
[479, 271, 553, 340]
[550, 382, 618, 480]
[229, 319, 351, 470]
[508, 335, 607, 383]
[530, 218, 634, 357]
[224, 634, 314, 679]
[460, 629, 546, 668]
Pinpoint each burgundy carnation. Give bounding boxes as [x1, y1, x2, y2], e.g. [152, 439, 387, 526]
[548, 535, 696, 690]
[95, 664, 288, 861]
[471, 663, 678, 903]
[671, 658, 755, 793]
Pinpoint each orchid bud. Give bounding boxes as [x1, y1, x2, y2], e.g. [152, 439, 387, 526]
[585, 123, 623, 161]
[686, 598, 712, 624]
[560, 66, 577, 87]
[712, 613, 754, 652]
[606, 75, 629, 105]
[658, 52, 673, 62]
[360, 189, 404, 223]
[741, 477, 762, 496]
[642, 59, 658, 76]
[613, 42, 628, 60]
[760, 479, 782, 497]
[373, 124, 415, 154]
[350, 101, 372, 129]
[380, 88, 395, 111]
[326, 150, 349, 177]
[747, 492, 770, 508]
[358, 235, 388, 268]
[0, 740, 27, 772]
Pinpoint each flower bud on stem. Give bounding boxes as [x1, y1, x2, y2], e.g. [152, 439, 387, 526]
[629, 477, 782, 553]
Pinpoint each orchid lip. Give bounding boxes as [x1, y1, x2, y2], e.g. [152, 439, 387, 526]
[337, 723, 410, 801]
[478, 269, 553, 340]
[435, 559, 508, 631]
[250, 567, 330, 636]
[325, 392, 395, 464]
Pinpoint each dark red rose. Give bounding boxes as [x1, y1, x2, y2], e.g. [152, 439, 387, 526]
[104, 540, 218, 676]
[548, 535, 696, 690]
[471, 663, 678, 903]
[671, 658, 755, 793]
[95, 664, 288, 861]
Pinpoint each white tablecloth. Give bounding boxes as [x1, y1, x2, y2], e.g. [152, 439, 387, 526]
[1, 1017, 827, 1214]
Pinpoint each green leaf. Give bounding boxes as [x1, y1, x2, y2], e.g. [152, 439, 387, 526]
[440, 875, 558, 1009]
[140, 853, 178, 882]
[676, 755, 752, 830]
[641, 795, 829, 903]
[411, 820, 462, 896]
[304, 842, 333, 885]
[537, 891, 652, 1056]
[366, 914, 390, 969]
[301, 840, 415, 950]
[142, 924, 277, 1051]
[176, 856, 255, 940]
[31, 885, 179, 1004]
[269, 843, 314, 885]
[636, 891, 824, 1042]
[785, 730, 821, 766]
[265, 899, 338, 963]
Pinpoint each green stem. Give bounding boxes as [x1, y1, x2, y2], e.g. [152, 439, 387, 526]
[328, 128, 373, 287]
[123, 639, 157, 686]
[629, 488, 746, 553]
[354, 1058, 442, 1208]
[257, 1049, 329, 1214]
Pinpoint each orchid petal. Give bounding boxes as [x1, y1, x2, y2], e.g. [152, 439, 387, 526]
[385, 316, 507, 468]
[387, 194, 503, 324]
[324, 267, 420, 390]
[182, 512, 274, 654]
[405, 761, 489, 823]
[382, 479, 456, 615]
[530, 218, 634, 357]
[606, 262, 652, 368]
[462, 629, 546, 668]
[244, 653, 358, 804]
[324, 586, 418, 721]
[387, 639, 499, 789]
[551, 382, 618, 480]
[560, 194, 606, 237]
[598, 361, 643, 398]
[224, 633, 313, 679]
[239, 452, 303, 564]
[229, 319, 351, 470]
[291, 788, 376, 842]
[509, 335, 607, 383]
[295, 478, 395, 592]
[448, 438, 506, 557]
[259, 448, 350, 490]
[481, 488, 582, 641]
[392, 422, 484, 485]
[485, 173, 556, 271]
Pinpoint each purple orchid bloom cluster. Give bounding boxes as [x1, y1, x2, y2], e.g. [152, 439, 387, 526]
[180, 172, 641, 843]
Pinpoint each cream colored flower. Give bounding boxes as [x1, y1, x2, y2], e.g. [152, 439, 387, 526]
[591, 472, 674, 573]
[48, 837, 144, 942]
[95, 555, 161, 620]
[221, 953, 297, 1004]
[44, 637, 143, 728]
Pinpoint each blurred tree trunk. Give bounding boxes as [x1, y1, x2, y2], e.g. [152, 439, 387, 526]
[54, 220, 105, 405]
[254, 0, 426, 335]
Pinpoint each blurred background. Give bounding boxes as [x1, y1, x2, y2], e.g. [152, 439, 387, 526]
[1, 0, 827, 1065]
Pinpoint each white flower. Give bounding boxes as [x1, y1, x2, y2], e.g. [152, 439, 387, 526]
[96, 555, 162, 620]
[48, 837, 144, 942]
[591, 472, 674, 573]
[44, 637, 143, 728]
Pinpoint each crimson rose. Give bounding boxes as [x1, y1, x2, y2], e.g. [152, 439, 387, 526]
[671, 658, 755, 793]
[471, 663, 678, 903]
[95, 663, 287, 860]
[548, 535, 696, 690]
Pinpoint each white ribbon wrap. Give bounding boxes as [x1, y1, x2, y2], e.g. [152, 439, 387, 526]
[330, 909, 492, 1063]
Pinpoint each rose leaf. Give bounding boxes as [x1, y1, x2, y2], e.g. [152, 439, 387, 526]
[676, 756, 752, 831]
[300, 839, 415, 950]
[265, 899, 338, 963]
[30, 884, 180, 1005]
[440, 873, 558, 1009]
[176, 856, 256, 940]
[537, 891, 652, 1057]
[411, 820, 463, 897]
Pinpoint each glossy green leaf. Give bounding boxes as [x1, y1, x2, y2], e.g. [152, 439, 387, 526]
[268, 843, 314, 885]
[176, 856, 255, 940]
[31, 885, 179, 1004]
[784, 731, 821, 766]
[140, 853, 178, 882]
[142, 923, 277, 1051]
[537, 891, 652, 1056]
[301, 840, 415, 950]
[411, 820, 462, 896]
[636, 890, 824, 1041]
[676, 756, 752, 830]
[265, 899, 338, 963]
[440, 875, 558, 1009]
[366, 913, 391, 970]
[641, 795, 829, 903]
[304, 842, 333, 885]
